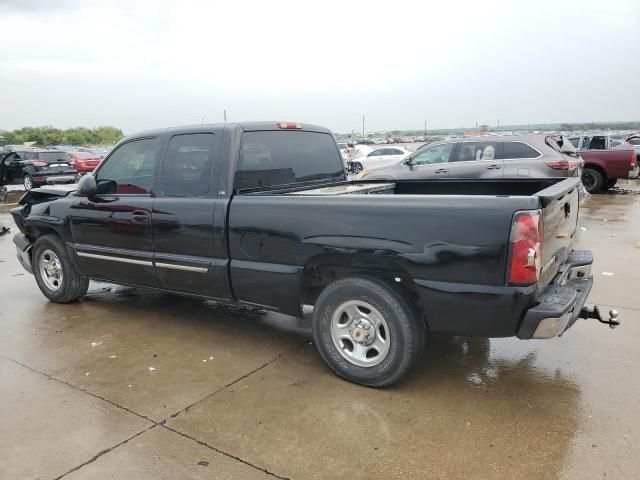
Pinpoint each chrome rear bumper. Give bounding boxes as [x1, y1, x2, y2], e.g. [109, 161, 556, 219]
[517, 250, 616, 339]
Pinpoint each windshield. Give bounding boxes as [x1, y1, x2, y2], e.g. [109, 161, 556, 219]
[236, 131, 345, 191]
[39, 152, 71, 163]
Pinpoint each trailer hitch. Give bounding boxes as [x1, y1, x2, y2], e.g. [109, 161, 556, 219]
[580, 305, 620, 329]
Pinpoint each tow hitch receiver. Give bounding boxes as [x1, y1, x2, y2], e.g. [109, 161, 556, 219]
[580, 305, 620, 329]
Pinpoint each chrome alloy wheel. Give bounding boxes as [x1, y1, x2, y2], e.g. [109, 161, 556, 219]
[330, 300, 391, 367]
[39, 249, 63, 291]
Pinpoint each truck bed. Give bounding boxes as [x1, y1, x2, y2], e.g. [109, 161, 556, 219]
[229, 177, 580, 337]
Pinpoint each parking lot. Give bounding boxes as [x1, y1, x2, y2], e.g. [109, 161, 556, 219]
[0, 182, 639, 480]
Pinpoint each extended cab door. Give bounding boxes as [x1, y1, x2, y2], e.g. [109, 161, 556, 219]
[69, 137, 162, 287]
[151, 130, 231, 299]
[447, 141, 504, 178]
[397, 143, 454, 179]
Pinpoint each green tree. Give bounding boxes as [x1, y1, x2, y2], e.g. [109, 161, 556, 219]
[1, 125, 124, 146]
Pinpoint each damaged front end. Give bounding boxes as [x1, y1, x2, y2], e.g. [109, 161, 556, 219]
[10, 185, 76, 274]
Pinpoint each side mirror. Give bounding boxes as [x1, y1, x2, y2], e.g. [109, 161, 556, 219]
[76, 174, 97, 197]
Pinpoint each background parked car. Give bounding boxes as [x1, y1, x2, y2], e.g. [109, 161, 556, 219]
[579, 149, 638, 192]
[358, 135, 584, 185]
[622, 134, 640, 164]
[567, 134, 638, 191]
[350, 146, 411, 174]
[568, 134, 626, 150]
[69, 151, 102, 174]
[0, 149, 76, 190]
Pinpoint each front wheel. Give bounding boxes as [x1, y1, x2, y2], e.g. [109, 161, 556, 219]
[581, 168, 604, 193]
[33, 234, 89, 303]
[312, 276, 425, 387]
[352, 162, 363, 174]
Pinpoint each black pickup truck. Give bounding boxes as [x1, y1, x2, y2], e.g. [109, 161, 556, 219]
[10, 122, 618, 386]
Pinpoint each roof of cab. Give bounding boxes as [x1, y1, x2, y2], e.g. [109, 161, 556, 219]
[124, 121, 331, 140]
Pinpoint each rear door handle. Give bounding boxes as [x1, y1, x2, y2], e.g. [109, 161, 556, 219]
[486, 164, 502, 170]
[435, 168, 448, 174]
[131, 210, 150, 223]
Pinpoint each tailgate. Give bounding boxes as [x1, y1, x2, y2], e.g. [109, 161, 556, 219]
[535, 177, 581, 288]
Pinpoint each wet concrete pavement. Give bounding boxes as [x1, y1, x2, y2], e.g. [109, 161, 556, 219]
[0, 182, 639, 479]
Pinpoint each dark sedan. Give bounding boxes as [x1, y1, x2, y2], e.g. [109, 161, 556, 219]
[0, 149, 77, 190]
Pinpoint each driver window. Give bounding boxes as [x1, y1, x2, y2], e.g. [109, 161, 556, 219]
[411, 143, 454, 166]
[95, 138, 160, 194]
[369, 149, 384, 157]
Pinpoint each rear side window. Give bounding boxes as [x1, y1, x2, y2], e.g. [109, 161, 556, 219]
[38, 152, 71, 163]
[368, 149, 386, 156]
[590, 137, 606, 150]
[236, 131, 344, 191]
[503, 142, 540, 159]
[159, 134, 214, 197]
[451, 142, 502, 162]
[96, 138, 160, 195]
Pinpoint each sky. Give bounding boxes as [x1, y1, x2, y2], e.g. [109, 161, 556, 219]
[0, 0, 639, 134]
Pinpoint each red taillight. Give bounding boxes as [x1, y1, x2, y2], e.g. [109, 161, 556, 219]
[27, 160, 48, 167]
[630, 152, 637, 167]
[545, 159, 580, 170]
[508, 210, 542, 285]
[277, 122, 302, 129]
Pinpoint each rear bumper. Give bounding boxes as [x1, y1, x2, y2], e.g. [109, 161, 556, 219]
[518, 250, 594, 339]
[33, 174, 77, 184]
[45, 175, 77, 184]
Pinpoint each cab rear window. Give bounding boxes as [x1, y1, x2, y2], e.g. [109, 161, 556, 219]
[236, 131, 344, 192]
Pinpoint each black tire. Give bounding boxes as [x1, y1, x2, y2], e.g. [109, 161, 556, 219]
[312, 276, 426, 387]
[581, 168, 604, 193]
[33, 234, 89, 303]
[605, 179, 617, 189]
[24, 174, 35, 190]
[352, 162, 363, 174]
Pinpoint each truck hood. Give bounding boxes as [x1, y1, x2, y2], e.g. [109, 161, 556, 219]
[18, 184, 77, 205]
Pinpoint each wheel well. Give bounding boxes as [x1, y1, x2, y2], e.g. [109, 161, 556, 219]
[30, 226, 58, 241]
[300, 253, 421, 310]
[583, 163, 607, 181]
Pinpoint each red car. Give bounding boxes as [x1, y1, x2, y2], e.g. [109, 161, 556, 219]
[69, 151, 102, 174]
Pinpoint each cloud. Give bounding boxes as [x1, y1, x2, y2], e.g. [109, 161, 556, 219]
[0, 0, 639, 133]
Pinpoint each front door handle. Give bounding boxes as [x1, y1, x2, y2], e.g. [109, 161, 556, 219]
[131, 210, 150, 223]
[435, 168, 448, 174]
[486, 164, 502, 170]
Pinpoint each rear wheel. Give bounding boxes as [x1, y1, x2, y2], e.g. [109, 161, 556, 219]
[581, 168, 604, 193]
[312, 276, 425, 387]
[23, 174, 35, 190]
[33, 234, 89, 303]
